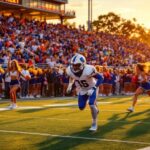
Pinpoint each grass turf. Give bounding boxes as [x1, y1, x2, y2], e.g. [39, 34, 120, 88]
[0, 95, 150, 150]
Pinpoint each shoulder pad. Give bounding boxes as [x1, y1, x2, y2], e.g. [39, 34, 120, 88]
[84, 65, 97, 76]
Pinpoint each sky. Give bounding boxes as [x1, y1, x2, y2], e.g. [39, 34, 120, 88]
[67, 0, 150, 28]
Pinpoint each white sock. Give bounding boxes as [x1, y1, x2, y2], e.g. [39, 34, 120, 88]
[90, 105, 98, 124]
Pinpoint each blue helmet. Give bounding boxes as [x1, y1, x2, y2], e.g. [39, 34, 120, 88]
[70, 53, 86, 73]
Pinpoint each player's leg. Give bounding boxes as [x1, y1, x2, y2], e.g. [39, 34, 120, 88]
[131, 82, 136, 94]
[9, 85, 19, 109]
[127, 87, 143, 112]
[12, 86, 20, 108]
[88, 89, 99, 131]
[78, 94, 88, 110]
[9, 86, 14, 108]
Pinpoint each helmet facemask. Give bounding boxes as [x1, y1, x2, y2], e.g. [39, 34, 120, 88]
[71, 63, 84, 73]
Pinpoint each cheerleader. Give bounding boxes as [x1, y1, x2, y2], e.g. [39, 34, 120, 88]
[0, 67, 4, 99]
[20, 64, 31, 98]
[114, 69, 120, 95]
[36, 68, 43, 98]
[8, 60, 21, 109]
[28, 67, 36, 99]
[33, 68, 38, 98]
[128, 63, 150, 112]
[109, 68, 115, 96]
[123, 69, 133, 95]
[131, 71, 138, 94]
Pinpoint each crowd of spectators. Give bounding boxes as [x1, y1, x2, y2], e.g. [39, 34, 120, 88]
[0, 14, 150, 99]
[0, 14, 150, 67]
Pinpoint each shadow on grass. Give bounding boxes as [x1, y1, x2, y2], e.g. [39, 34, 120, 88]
[36, 112, 130, 150]
[125, 109, 150, 139]
[112, 99, 131, 105]
[37, 127, 101, 150]
[17, 107, 49, 113]
[0, 118, 34, 126]
[35, 108, 150, 150]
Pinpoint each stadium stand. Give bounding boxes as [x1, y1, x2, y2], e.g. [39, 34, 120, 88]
[0, 13, 150, 99]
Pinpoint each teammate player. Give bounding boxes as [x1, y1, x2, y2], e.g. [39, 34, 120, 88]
[127, 63, 150, 112]
[66, 53, 103, 131]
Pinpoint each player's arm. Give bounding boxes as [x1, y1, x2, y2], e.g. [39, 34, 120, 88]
[87, 67, 104, 96]
[66, 67, 75, 94]
[93, 73, 104, 88]
[89, 66, 104, 88]
[87, 72, 103, 96]
[66, 77, 75, 94]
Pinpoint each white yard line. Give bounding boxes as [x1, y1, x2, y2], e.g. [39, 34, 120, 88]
[18, 106, 43, 109]
[0, 106, 43, 111]
[0, 108, 10, 111]
[138, 146, 150, 150]
[0, 102, 113, 112]
[0, 105, 148, 112]
[44, 103, 77, 107]
[0, 106, 136, 112]
[0, 129, 150, 145]
[0, 99, 149, 112]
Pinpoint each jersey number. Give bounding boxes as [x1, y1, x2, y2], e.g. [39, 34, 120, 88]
[76, 80, 89, 87]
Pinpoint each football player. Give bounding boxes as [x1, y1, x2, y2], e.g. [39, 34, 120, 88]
[66, 53, 103, 131]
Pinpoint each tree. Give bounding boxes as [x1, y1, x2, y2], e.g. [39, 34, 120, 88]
[63, 19, 76, 28]
[119, 20, 137, 37]
[93, 12, 150, 45]
[93, 12, 139, 37]
[93, 12, 121, 34]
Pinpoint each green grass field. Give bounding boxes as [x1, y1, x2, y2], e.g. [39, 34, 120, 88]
[0, 95, 150, 150]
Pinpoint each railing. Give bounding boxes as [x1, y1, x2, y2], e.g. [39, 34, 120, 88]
[35, 6, 61, 14]
[52, 0, 68, 3]
[0, 0, 20, 4]
[0, 62, 49, 69]
[21, 0, 63, 14]
[61, 10, 76, 17]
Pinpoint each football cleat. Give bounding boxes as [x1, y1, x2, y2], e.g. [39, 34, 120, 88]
[12, 104, 18, 109]
[8, 104, 13, 109]
[89, 123, 97, 131]
[127, 107, 134, 112]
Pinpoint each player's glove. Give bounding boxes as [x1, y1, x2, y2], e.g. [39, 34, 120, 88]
[66, 83, 73, 94]
[87, 86, 97, 96]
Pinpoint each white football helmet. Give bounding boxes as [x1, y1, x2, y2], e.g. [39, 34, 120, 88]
[70, 54, 86, 73]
